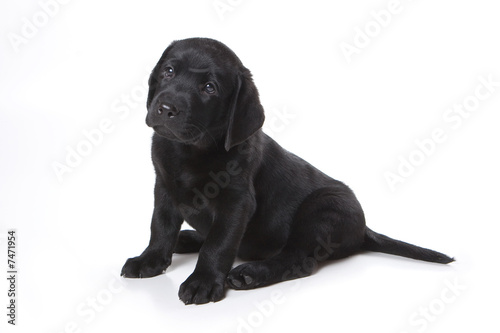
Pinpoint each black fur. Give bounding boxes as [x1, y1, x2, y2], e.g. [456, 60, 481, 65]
[121, 38, 454, 305]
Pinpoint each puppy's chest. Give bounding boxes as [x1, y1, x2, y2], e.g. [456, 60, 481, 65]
[173, 168, 205, 192]
[166, 164, 224, 226]
[167, 161, 226, 202]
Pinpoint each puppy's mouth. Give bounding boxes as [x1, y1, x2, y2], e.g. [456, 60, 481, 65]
[152, 124, 203, 144]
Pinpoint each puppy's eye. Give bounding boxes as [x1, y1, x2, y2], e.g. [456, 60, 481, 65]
[164, 66, 174, 79]
[203, 82, 217, 94]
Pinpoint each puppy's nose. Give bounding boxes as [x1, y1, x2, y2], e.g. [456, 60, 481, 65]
[157, 103, 179, 118]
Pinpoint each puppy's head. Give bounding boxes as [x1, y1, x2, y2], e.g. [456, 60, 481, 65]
[146, 38, 265, 151]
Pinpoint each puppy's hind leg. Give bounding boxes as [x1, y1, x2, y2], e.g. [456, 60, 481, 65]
[174, 230, 205, 253]
[227, 248, 314, 290]
[227, 186, 366, 290]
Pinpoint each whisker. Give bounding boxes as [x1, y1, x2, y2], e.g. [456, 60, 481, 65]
[190, 120, 219, 149]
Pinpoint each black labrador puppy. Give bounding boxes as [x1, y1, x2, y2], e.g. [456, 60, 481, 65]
[121, 38, 453, 305]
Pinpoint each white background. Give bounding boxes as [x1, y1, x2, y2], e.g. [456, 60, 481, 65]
[1, 0, 499, 332]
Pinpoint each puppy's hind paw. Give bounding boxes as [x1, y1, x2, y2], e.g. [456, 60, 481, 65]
[227, 273, 254, 289]
[227, 263, 269, 290]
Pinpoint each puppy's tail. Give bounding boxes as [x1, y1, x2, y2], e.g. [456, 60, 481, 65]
[361, 227, 454, 264]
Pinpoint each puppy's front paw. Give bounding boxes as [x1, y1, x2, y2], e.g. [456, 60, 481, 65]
[178, 272, 225, 305]
[121, 252, 170, 279]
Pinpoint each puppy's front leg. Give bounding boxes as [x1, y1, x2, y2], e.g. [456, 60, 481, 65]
[178, 194, 255, 304]
[121, 178, 183, 278]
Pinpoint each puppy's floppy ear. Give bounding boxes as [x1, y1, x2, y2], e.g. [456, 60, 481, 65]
[225, 69, 265, 151]
[146, 44, 175, 110]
